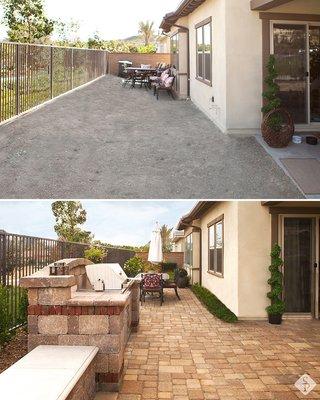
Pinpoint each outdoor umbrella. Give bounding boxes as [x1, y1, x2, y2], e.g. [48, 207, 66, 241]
[148, 222, 163, 264]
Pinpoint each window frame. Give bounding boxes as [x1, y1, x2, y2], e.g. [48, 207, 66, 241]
[195, 17, 212, 86]
[185, 233, 193, 266]
[207, 215, 224, 277]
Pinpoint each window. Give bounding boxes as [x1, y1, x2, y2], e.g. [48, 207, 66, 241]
[170, 33, 179, 70]
[196, 18, 212, 85]
[208, 217, 223, 276]
[185, 234, 193, 266]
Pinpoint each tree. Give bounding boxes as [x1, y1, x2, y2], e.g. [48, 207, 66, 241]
[2, 0, 54, 43]
[88, 32, 104, 49]
[138, 20, 154, 46]
[51, 201, 93, 243]
[160, 225, 173, 253]
[53, 18, 83, 47]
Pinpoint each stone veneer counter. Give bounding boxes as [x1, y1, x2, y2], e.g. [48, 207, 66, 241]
[20, 258, 140, 392]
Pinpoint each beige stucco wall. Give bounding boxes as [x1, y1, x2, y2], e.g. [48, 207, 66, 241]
[237, 202, 271, 319]
[168, 0, 320, 134]
[200, 202, 239, 315]
[172, 237, 185, 252]
[199, 201, 272, 319]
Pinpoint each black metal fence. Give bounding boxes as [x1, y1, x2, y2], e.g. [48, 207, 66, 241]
[0, 42, 108, 123]
[0, 231, 90, 330]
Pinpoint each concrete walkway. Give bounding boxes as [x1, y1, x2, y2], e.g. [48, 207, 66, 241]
[0, 75, 302, 199]
[98, 289, 320, 400]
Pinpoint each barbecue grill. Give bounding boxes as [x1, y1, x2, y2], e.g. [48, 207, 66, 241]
[86, 263, 129, 291]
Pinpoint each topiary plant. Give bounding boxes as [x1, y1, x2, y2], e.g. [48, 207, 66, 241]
[262, 55, 282, 131]
[266, 244, 285, 324]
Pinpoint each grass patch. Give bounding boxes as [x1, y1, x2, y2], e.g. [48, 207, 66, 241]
[191, 284, 238, 323]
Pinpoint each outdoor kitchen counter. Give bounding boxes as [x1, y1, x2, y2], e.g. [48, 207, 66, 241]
[66, 290, 132, 307]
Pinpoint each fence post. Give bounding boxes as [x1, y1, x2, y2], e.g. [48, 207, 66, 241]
[15, 44, 20, 115]
[71, 48, 74, 90]
[0, 230, 7, 286]
[50, 45, 53, 99]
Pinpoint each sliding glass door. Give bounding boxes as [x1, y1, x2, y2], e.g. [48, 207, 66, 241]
[272, 22, 320, 125]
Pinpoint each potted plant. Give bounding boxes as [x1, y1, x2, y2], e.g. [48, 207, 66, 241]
[174, 268, 189, 288]
[261, 55, 294, 148]
[266, 244, 285, 325]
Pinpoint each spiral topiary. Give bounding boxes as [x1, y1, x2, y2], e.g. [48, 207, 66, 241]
[266, 244, 285, 315]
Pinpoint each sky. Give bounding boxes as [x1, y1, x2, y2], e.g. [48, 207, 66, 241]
[0, 0, 181, 40]
[0, 201, 196, 246]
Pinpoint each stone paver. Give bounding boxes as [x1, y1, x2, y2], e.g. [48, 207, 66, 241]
[0, 75, 302, 199]
[107, 289, 320, 400]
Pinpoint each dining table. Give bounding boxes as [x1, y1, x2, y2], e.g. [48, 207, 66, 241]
[124, 67, 158, 88]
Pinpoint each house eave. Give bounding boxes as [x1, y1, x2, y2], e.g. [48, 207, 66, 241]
[250, 0, 295, 11]
[160, 0, 206, 33]
[177, 201, 217, 230]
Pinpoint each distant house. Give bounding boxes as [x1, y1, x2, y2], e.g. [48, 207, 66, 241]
[174, 201, 320, 320]
[160, 0, 320, 134]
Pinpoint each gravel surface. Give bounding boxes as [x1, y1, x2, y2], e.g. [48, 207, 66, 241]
[0, 75, 302, 199]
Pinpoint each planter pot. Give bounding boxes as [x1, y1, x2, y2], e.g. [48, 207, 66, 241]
[268, 313, 282, 325]
[175, 276, 189, 288]
[261, 108, 294, 148]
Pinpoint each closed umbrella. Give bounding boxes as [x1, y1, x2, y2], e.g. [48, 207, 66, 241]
[148, 222, 163, 264]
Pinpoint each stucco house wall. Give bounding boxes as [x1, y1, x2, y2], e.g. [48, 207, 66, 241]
[200, 202, 239, 316]
[237, 202, 271, 319]
[166, 0, 320, 134]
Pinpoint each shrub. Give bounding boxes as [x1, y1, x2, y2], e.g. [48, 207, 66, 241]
[192, 284, 238, 323]
[17, 289, 28, 325]
[0, 285, 12, 346]
[266, 244, 285, 315]
[84, 247, 106, 263]
[161, 262, 177, 272]
[124, 256, 145, 277]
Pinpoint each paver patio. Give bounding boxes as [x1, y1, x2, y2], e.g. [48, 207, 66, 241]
[98, 288, 320, 400]
[0, 75, 302, 199]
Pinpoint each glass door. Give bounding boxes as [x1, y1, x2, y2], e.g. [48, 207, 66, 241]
[283, 218, 314, 313]
[273, 23, 308, 124]
[310, 26, 320, 123]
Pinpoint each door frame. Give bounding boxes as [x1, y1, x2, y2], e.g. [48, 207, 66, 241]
[278, 214, 319, 319]
[270, 20, 320, 127]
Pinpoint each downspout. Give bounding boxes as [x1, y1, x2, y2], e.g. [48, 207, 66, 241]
[172, 24, 190, 98]
[183, 223, 202, 285]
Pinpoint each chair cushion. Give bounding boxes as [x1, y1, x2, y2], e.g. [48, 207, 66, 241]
[142, 274, 162, 289]
[164, 76, 174, 88]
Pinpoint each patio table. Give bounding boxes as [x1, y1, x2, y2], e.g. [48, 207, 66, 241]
[124, 67, 158, 88]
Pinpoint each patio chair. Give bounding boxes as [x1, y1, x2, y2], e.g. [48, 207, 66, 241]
[140, 273, 164, 306]
[163, 279, 181, 300]
[154, 75, 176, 100]
[122, 68, 135, 88]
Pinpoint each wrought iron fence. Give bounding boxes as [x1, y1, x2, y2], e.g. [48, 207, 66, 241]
[0, 42, 108, 123]
[0, 231, 90, 330]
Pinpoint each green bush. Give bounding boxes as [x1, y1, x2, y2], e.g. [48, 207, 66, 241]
[17, 289, 28, 325]
[161, 262, 177, 272]
[266, 244, 285, 315]
[124, 256, 145, 278]
[192, 284, 238, 323]
[0, 285, 12, 346]
[84, 247, 106, 263]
